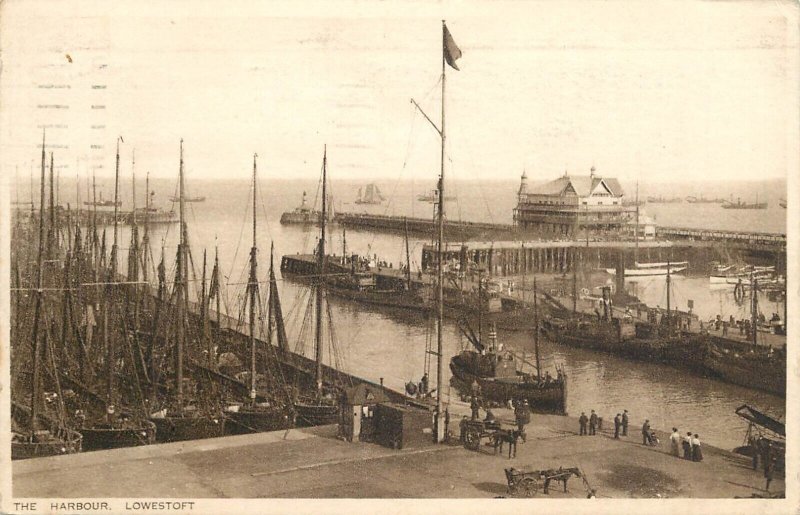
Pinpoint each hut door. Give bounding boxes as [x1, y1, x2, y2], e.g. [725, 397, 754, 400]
[352, 405, 362, 442]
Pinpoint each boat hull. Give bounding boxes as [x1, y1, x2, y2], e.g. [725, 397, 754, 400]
[605, 266, 687, 276]
[225, 407, 295, 434]
[79, 421, 157, 451]
[149, 414, 226, 443]
[449, 355, 567, 415]
[11, 430, 83, 460]
[293, 402, 339, 427]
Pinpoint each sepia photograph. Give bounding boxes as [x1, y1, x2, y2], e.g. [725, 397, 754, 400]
[0, 0, 796, 513]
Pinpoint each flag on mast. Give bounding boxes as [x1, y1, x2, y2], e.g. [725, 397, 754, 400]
[443, 23, 462, 70]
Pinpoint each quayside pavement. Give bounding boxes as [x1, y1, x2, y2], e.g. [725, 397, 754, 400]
[13, 410, 781, 499]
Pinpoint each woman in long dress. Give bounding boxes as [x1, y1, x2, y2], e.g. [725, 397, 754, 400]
[692, 434, 703, 462]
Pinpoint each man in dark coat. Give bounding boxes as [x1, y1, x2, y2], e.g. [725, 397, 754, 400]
[613, 414, 622, 439]
[622, 410, 629, 436]
[589, 410, 598, 436]
[579, 412, 588, 436]
[515, 400, 531, 442]
[470, 395, 480, 421]
[642, 419, 651, 445]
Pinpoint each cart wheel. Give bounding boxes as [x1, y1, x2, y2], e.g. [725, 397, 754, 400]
[520, 478, 538, 497]
[464, 430, 480, 451]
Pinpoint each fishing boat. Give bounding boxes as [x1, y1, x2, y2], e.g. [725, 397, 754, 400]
[148, 140, 226, 442]
[604, 261, 688, 276]
[11, 133, 83, 459]
[779, 199, 786, 209]
[703, 279, 786, 395]
[291, 147, 342, 426]
[450, 279, 568, 415]
[279, 191, 324, 225]
[68, 139, 156, 451]
[222, 155, 296, 433]
[721, 194, 767, 210]
[354, 183, 385, 205]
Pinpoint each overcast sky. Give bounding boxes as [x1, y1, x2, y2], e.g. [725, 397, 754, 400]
[1, 0, 797, 184]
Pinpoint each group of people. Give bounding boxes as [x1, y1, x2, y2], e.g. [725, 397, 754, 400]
[578, 409, 616, 436]
[669, 428, 703, 461]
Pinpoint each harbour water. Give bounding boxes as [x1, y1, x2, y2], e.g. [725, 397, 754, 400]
[21, 176, 786, 451]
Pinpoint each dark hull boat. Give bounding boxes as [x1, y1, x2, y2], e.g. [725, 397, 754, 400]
[449, 352, 567, 414]
[703, 339, 785, 396]
[11, 402, 83, 460]
[225, 405, 295, 434]
[294, 399, 339, 427]
[78, 421, 157, 451]
[149, 411, 226, 443]
[12, 429, 83, 460]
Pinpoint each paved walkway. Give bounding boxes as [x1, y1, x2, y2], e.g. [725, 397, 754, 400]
[13, 412, 782, 499]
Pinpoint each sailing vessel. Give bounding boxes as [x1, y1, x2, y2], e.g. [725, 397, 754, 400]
[148, 140, 226, 442]
[779, 199, 786, 209]
[354, 183, 385, 205]
[292, 146, 342, 426]
[450, 279, 568, 414]
[223, 155, 296, 433]
[11, 133, 83, 459]
[68, 139, 156, 451]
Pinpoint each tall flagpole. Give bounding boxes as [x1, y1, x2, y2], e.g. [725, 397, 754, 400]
[435, 19, 447, 444]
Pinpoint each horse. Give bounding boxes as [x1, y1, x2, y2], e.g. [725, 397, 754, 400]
[492, 429, 522, 458]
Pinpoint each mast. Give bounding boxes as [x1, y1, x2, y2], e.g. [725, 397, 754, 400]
[434, 19, 448, 444]
[404, 217, 411, 290]
[106, 137, 122, 406]
[634, 181, 639, 262]
[48, 153, 55, 259]
[572, 258, 577, 314]
[666, 260, 671, 333]
[751, 277, 758, 346]
[477, 269, 484, 344]
[533, 276, 541, 380]
[249, 153, 259, 401]
[176, 139, 186, 410]
[315, 146, 328, 394]
[30, 130, 48, 433]
[142, 172, 151, 282]
[342, 228, 347, 265]
[214, 245, 221, 338]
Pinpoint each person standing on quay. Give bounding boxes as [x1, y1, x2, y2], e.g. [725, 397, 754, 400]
[641, 420, 651, 445]
[622, 410, 629, 436]
[683, 432, 693, 459]
[765, 455, 776, 492]
[589, 410, 598, 436]
[670, 428, 681, 457]
[579, 412, 588, 436]
[691, 434, 703, 462]
[613, 414, 622, 439]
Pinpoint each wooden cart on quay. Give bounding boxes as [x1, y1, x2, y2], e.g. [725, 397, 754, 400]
[504, 466, 592, 497]
[461, 419, 503, 452]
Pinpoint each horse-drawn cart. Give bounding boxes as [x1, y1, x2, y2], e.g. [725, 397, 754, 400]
[462, 419, 502, 451]
[504, 466, 588, 497]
